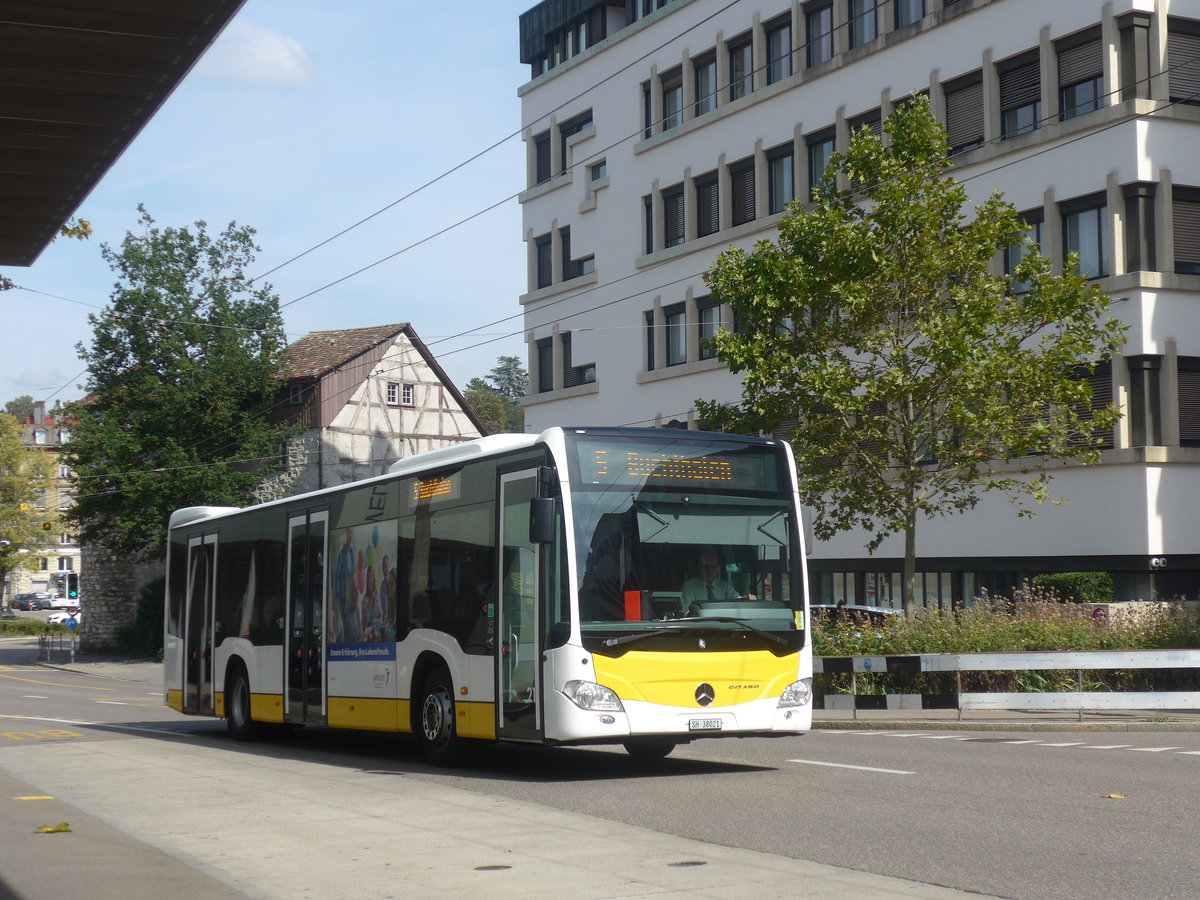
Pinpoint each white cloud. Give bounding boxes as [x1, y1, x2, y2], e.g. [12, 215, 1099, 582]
[198, 21, 317, 88]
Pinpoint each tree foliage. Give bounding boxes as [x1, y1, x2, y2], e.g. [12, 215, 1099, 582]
[698, 97, 1126, 611]
[63, 207, 292, 560]
[4, 396, 33, 420]
[463, 356, 527, 434]
[0, 414, 55, 581]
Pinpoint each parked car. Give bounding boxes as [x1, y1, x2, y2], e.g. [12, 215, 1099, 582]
[13, 592, 54, 610]
[47, 610, 81, 626]
[49, 595, 80, 610]
[810, 603, 903, 625]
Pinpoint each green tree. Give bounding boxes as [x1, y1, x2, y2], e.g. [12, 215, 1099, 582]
[0, 414, 55, 585]
[462, 357, 527, 434]
[4, 396, 34, 420]
[63, 206, 292, 561]
[698, 97, 1126, 613]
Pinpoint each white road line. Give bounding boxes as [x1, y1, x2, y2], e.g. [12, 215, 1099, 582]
[999, 739, 1043, 744]
[94, 701, 129, 706]
[1131, 747, 1182, 752]
[1083, 745, 1133, 750]
[1040, 742, 1086, 747]
[1177, 751, 1200, 756]
[789, 758, 916, 775]
[22, 695, 48, 699]
[918, 734, 972, 740]
[881, 732, 927, 738]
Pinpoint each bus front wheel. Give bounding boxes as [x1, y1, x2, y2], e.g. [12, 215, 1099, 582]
[623, 738, 677, 760]
[418, 665, 464, 766]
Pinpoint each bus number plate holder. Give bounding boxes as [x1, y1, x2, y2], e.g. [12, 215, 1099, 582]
[688, 718, 722, 732]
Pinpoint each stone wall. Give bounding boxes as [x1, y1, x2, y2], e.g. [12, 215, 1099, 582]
[78, 543, 162, 653]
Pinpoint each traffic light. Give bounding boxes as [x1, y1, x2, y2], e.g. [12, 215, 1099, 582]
[66, 572, 79, 599]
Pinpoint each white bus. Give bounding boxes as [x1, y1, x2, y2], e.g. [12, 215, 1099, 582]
[164, 427, 812, 763]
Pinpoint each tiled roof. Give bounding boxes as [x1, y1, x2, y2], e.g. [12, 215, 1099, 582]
[281, 324, 411, 378]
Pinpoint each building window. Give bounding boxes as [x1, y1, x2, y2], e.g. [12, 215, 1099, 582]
[1004, 209, 1044, 293]
[33, 427, 46, 445]
[59, 464, 71, 478]
[533, 131, 551, 184]
[1167, 18, 1200, 105]
[664, 303, 687, 365]
[58, 557, 72, 571]
[559, 110, 592, 174]
[1058, 30, 1104, 120]
[849, 0, 879, 48]
[535, 233, 553, 288]
[663, 185, 685, 247]
[728, 35, 753, 101]
[536, 338, 553, 392]
[768, 144, 795, 214]
[1127, 356, 1162, 447]
[645, 310, 656, 370]
[730, 158, 756, 226]
[40, 558, 49, 571]
[698, 299, 721, 359]
[643, 194, 654, 254]
[402, 383, 415, 406]
[1179, 357, 1200, 447]
[695, 172, 719, 237]
[694, 51, 717, 116]
[661, 67, 683, 131]
[806, 2, 834, 68]
[589, 160, 606, 182]
[766, 15, 792, 85]
[849, 109, 882, 140]
[895, 0, 925, 28]
[1174, 187, 1200, 274]
[1061, 195, 1108, 279]
[386, 382, 400, 405]
[1075, 362, 1114, 448]
[560, 226, 596, 278]
[999, 51, 1041, 139]
[943, 72, 985, 154]
[561, 332, 595, 388]
[807, 129, 835, 197]
[288, 384, 305, 405]
[57, 429, 70, 443]
[641, 80, 653, 139]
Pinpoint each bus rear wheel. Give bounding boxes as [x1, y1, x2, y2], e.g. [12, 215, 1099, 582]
[418, 665, 464, 766]
[226, 664, 257, 742]
[623, 738, 677, 760]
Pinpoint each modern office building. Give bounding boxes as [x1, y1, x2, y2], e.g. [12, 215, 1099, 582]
[516, 0, 1200, 605]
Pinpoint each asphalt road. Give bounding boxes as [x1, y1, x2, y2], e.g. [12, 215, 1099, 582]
[0, 642, 1197, 899]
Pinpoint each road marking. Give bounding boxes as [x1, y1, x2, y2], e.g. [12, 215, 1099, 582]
[1131, 747, 1182, 752]
[23, 695, 48, 699]
[0, 672, 115, 691]
[94, 701, 129, 706]
[1000, 739, 1043, 744]
[789, 759, 915, 775]
[918, 734, 973, 740]
[0, 714, 189, 738]
[1039, 742, 1086, 747]
[1177, 751, 1200, 756]
[1084, 745, 1134, 750]
[13, 796, 55, 801]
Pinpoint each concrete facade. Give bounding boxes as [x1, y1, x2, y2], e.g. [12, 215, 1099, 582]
[516, 0, 1200, 605]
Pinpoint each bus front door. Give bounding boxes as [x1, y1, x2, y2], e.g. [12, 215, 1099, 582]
[497, 470, 542, 742]
[183, 534, 216, 714]
[286, 512, 328, 724]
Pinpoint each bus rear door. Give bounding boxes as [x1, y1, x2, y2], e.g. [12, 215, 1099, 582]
[286, 511, 328, 724]
[497, 469, 542, 742]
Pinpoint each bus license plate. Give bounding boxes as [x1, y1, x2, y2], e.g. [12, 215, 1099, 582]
[688, 718, 723, 732]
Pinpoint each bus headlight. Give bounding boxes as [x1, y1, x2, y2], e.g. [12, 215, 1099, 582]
[563, 680, 624, 712]
[778, 678, 813, 708]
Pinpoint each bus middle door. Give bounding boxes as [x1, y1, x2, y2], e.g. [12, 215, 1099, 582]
[286, 511, 328, 724]
[497, 469, 543, 742]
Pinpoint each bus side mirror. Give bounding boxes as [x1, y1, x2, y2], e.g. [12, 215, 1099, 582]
[529, 497, 555, 544]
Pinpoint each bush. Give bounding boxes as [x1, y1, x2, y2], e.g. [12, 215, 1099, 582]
[811, 584, 1200, 695]
[1031, 571, 1115, 604]
[117, 577, 164, 659]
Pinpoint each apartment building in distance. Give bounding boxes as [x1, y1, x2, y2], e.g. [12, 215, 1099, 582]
[516, 0, 1200, 605]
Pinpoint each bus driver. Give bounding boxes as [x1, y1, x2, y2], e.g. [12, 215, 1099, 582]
[680, 552, 740, 609]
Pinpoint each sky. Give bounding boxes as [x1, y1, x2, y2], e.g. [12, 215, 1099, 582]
[0, 0, 537, 408]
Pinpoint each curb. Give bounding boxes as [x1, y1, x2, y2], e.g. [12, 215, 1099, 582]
[814, 719, 1200, 732]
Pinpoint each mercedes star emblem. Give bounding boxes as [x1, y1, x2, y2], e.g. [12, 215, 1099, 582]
[695, 683, 715, 706]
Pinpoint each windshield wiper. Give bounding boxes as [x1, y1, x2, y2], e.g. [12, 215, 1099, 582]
[599, 617, 792, 651]
[673, 616, 793, 650]
[602, 625, 685, 648]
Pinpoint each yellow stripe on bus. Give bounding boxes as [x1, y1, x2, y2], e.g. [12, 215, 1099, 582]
[166, 689, 183, 712]
[456, 701, 496, 740]
[592, 649, 797, 707]
[251, 693, 285, 723]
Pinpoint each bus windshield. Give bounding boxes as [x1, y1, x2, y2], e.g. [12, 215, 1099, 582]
[566, 433, 803, 651]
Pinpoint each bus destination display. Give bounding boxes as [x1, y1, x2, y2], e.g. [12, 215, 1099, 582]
[574, 438, 777, 491]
